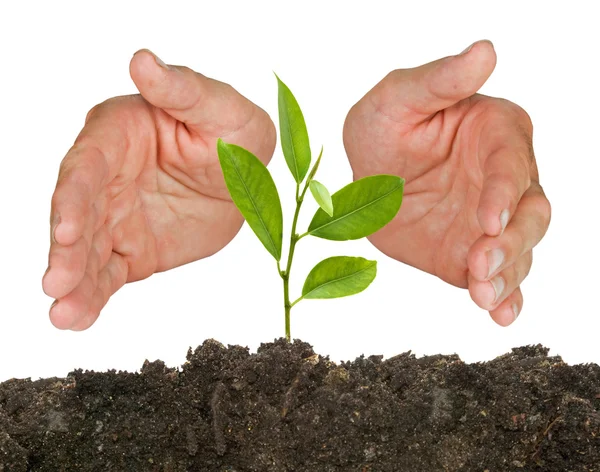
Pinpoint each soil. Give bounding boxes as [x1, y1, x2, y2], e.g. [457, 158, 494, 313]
[1, 339, 599, 471]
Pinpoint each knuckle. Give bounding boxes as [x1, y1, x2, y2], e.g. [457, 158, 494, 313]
[512, 103, 533, 130]
[519, 110, 534, 132]
[483, 98, 515, 119]
[57, 155, 78, 182]
[85, 104, 100, 124]
[496, 98, 533, 128]
[84, 96, 124, 124]
[486, 100, 535, 166]
[534, 193, 552, 228]
[384, 68, 406, 84]
[541, 196, 552, 224]
[374, 69, 407, 105]
[524, 251, 533, 278]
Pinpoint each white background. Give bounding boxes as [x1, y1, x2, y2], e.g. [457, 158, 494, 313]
[1, 1, 598, 382]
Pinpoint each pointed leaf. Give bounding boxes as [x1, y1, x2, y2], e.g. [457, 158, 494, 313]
[306, 145, 324, 184]
[307, 175, 404, 240]
[301, 256, 377, 300]
[276, 74, 311, 183]
[217, 139, 283, 260]
[309, 180, 333, 217]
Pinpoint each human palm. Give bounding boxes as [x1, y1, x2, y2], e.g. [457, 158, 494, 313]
[343, 41, 550, 326]
[42, 50, 275, 330]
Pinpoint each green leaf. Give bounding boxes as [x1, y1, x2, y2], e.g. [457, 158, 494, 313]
[301, 256, 377, 300]
[217, 139, 283, 260]
[276, 74, 311, 183]
[305, 145, 324, 184]
[307, 175, 404, 240]
[309, 180, 333, 217]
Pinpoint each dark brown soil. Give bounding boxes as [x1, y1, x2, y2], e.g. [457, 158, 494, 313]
[1, 339, 599, 471]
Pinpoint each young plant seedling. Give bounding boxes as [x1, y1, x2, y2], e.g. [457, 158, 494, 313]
[217, 75, 404, 342]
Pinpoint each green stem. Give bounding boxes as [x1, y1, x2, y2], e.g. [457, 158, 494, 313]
[279, 167, 317, 342]
[297, 231, 309, 240]
[290, 296, 303, 308]
[283, 275, 291, 339]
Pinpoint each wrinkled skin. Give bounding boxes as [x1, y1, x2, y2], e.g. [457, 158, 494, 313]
[343, 41, 550, 326]
[43, 41, 550, 330]
[42, 50, 276, 330]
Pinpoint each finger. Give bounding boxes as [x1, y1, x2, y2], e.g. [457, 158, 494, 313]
[51, 92, 153, 246]
[468, 250, 532, 314]
[476, 144, 532, 237]
[111, 210, 158, 282]
[489, 286, 523, 327]
[129, 49, 258, 138]
[43, 201, 100, 299]
[51, 145, 109, 246]
[69, 252, 128, 331]
[92, 226, 114, 276]
[468, 182, 551, 281]
[92, 190, 110, 232]
[48, 226, 110, 329]
[365, 40, 496, 125]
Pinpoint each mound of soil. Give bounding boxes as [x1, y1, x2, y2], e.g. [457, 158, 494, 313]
[1, 338, 599, 471]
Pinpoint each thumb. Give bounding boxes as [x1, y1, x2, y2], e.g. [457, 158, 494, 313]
[129, 49, 257, 137]
[366, 40, 497, 125]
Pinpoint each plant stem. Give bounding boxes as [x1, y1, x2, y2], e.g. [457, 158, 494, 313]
[296, 231, 309, 241]
[280, 179, 312, 342]
[283, 275, 291, 339]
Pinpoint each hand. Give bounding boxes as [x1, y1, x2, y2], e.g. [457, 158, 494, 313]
[343, 40, 551, 326]
[42, 49, 276, 330]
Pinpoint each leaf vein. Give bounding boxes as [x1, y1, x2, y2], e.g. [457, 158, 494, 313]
[284, 108, 300, 180]
[303, 263, 375, 299]
[226, 147, 278, 258]
[309, 184, 402, 235]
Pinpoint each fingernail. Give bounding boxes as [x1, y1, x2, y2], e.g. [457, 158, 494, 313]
[487, 248, 504, 279]
[133, 49, 170, 70]
[154, 54, 170, 70]
[51, 213, 61, 244]
[50, 299, 58, 310]
[459, 41, 476, 55]
[499, 208, 510, 234]
[490, 276, 505, 304]
[459, 39, 494, 56]
[512, 303, 520, 321]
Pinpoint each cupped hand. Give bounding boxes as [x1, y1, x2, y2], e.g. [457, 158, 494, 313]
[343, 40, 551, 326]
[42, 49, 276, 330]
